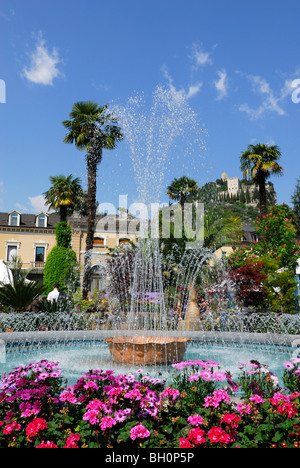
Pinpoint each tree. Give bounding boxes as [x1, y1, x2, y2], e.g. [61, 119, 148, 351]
[255, 203, 300, 269]
[62, 101, 123, 299]
[240, 143, 283, 218]
[166, 176, 199, 231]
[166, 176, 199, 208]
[43, 175, 85, 222]
[43, 222, 79, 296]
[291, 178, 300, 236]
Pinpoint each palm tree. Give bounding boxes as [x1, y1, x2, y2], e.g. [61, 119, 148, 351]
[166, 176, 199, 207]
[62, 101, 123, 299]
[240, 143, 283, 218]
[166, 176, 199, 231]
[43, 175, 85, 221]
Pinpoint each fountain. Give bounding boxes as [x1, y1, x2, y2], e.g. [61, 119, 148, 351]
[101, 86, 208, 364]
[1, 86, 300, 382]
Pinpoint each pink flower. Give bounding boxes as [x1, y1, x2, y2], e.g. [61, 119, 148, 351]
[179, 437, 193, 448]
[59, 390, 77, 404]
[36, 440, 58, 448]
[3, 421, 21, 435]
[84, 381, 99, 391]
[199, 369, 213, 380]
[64, 433, 80, 448]
[187, 414, 204, 426]
[124, 388, 143, 401]
[130, 424, 151, 441]
[100, 416, 116, 431]
[188, 374, 200, 382]
[213, 371, 226, 381]
[249, 394, 265, 404]
[160, 387, 181, 401]
[284, 361, 294, 370]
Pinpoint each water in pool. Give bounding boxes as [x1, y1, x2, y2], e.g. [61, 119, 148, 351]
[0, 340, 296, 387]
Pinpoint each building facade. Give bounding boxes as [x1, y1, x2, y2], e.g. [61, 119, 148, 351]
[0, 210, 139, 290]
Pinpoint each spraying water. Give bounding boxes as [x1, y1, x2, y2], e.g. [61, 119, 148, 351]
[105, 85, 208, 332]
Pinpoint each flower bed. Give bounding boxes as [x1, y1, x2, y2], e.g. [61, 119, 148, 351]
[0, 357, 299, 448]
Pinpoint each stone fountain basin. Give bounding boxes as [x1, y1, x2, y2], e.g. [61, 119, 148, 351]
[105, 336, 190, 365]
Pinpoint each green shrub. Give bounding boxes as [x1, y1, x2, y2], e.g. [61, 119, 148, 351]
[55, 221, 72, 248]
[43, 246, 79, 295]
[0, 280, 45, 312]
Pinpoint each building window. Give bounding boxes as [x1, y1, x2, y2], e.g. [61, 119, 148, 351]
[35, 247, 45, 263]
[33, 243, 48, 267]
[6, 245, 18, 262]
[9, 212, 20, 226]
[37, 214, 47, 228]
[118, 238, 131, 246]
[93, 237, 105, 247]
[89, 265, 107, 292]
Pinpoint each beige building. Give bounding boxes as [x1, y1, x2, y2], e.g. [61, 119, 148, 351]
[0, 210, 59, 282]
[0, 210, 139, 290]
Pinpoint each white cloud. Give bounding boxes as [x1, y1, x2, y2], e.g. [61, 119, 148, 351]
[162, 65, 202, 101]
[22, 33, 62, 85]
[191, 43, 214, 68]
[214, 69, 229, 100]
[186, 83, 203, 99]
[28, 195, 50, 213]
[238, 74, 290, 120]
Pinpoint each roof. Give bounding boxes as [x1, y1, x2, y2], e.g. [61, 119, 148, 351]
[0, 212, 60, 229]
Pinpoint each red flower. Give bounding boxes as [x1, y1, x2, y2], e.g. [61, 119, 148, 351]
[207, 426, 231, 444]
[26, 418, 48, 438]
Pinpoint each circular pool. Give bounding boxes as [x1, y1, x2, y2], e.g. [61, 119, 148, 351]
[1, 330, 298, 387]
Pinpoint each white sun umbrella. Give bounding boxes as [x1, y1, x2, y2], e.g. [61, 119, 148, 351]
[0, 260, 14, 286]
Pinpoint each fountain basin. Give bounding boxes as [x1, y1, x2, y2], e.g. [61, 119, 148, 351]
[105, 335, 190, 365]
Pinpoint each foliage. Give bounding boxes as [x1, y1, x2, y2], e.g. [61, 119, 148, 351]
[55, 221, 72, 248]
[43, 174, 86, 222]
[0, 358, 299, 448]
[73, 289, 110, 317]
[0, 281, 45, 312]
[240, 143, 283, 218]
[282, 358, 300, 393]
[229, 204, 300, 313]
[291, 178, 300, 237]
[62, 100, 124, 300]
[43, 246, 79, 296]
[228, 261, 267, 308]
[255, 204, 300, 269]
[166, 176, 199, 206]
[0, 257, 44, 312]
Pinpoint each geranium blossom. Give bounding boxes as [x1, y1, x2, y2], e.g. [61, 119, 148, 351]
[130, 424, 151, 440]
[207, 426, 231, 444]
[26, 418, 47, 438]
[36, 441, 59, 448]
[3, 421, 21, 435]
[1, 358, 300, 449]
[187, 414, 204, 426]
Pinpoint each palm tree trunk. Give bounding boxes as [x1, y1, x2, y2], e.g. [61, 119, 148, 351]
[258, 173, 267, 219]
[59, 205, 68, 222]
[82, 154, 98, 300]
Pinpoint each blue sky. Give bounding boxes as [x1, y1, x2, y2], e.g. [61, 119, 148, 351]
[1, 0, 300, 215]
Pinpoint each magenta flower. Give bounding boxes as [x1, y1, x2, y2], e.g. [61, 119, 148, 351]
[130, 424, 151, 440]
